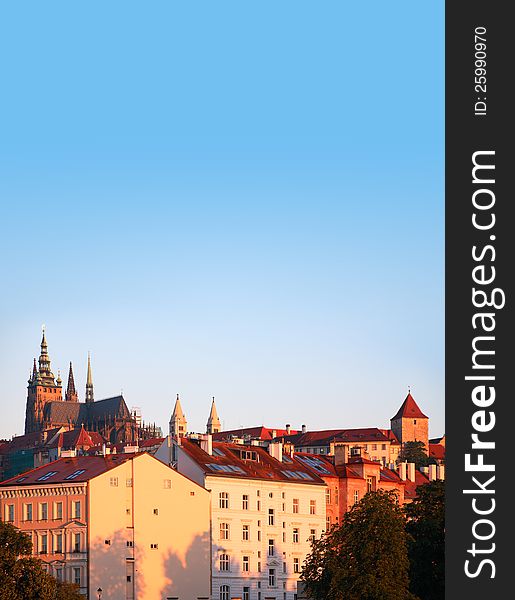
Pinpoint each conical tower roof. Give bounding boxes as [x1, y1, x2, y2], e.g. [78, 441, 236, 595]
[391, 392, 428, 421]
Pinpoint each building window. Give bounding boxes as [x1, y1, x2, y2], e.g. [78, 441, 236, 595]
[219, 553, 230, 572]
[242, 494, 249, 510]
[74, 533, 81, 552]
[326, 516, 331, 531]
[282, 532, 286, 542]
[127, 540, 134, 547]
[293, 528, 299, 543]
[220, 522, 230, 540]
[268, 539, 275, 556]
[258, 561, 261, 572]
[243, 587, 250, 600]
[219, 492, 229, 509]
[40, 503, 48, 521]
[367, 477, 373, 492]
[293, 498, 299, 513]
[73, 501, 81, 519]
[310, 500, 316, 515]
[309, 529, 316, 543]
[382, 444, 387, 451]
[220, 585, 230, 600]
[126, 478, 133, 487]
[268, 508, 275, 525]
[335, 487, 339, 505]
[325, 489, 331, 504]
[55, 568, 62, 581]
[372, 444, 377, 451]
[55, 533, 63, 553]
[163, 479, 171, 489]
[40, 534, 48, 554]
[54, 502, 63, 520]
[73, 568, 81, 586]
[6, 505, 14, 522]
[153, 508, 159, 515]
[150, 543, 159, 549]
[110, 477, 119, 487]
[242, 556, 249, 572]
[24, 504, 33, 522]
[242, 524, 250, 541]
[257, 500, 261, 511]
[294, 558, 300, 573]
[354, 490, 359, 504]
[269, 568, 276, 587]
[414, 419, 417, 425]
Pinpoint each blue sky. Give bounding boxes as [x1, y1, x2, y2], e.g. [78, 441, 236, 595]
[0, 1, 444, 439]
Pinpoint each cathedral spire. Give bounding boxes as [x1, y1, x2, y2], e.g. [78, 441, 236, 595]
[169, 394, 187, 438]
[37, 326, 55, 385]
[206, 396, 221, 434]
[65, 362, 79, 402]
[85, 353, 94, 403]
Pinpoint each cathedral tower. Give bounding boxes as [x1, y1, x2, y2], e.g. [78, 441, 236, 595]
[65, 362, 79, 402]
[169, 394, 188, 439]
[24, 328, 63, 434]
[85, 353, 94, 403]
[206, 397, 221, 434]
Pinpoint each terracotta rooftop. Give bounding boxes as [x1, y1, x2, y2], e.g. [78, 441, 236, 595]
[213, 426, 299, 442]
[280, 427, 392, 447]
[180, 439, 325, 485]
[403, 470, 430, 500]
[391, 393, 428, 421]
[0, 454, 134, 486]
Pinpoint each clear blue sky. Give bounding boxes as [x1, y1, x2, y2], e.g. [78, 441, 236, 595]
[0, 1, 444, 440]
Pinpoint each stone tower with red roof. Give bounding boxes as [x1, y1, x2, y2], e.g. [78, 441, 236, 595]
[390, 392, 429, 451]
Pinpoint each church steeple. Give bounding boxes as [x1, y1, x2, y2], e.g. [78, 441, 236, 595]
[85, 353, 94, 403]
[206, 397, 221, 434]
[169, 394, 188, 438]
[65, 362, 79, 402]
[37, 326, 56, 385]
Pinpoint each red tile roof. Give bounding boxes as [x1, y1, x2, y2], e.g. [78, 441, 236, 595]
[403, 470, 430, 500]
[281, 427, 391, 448]
[429, 443, 445, 460]
[180, 439, 325, 485]
[0, 455, 133, 486]
[213, 426, 298, 442]
[47, 427, 104, 450]
[391, 393, 428, 421]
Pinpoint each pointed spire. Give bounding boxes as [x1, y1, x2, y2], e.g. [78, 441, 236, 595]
[37, 326, 56, 385]
[65, 362, 79, 402]
[169, 394, 187, 438]
[85, 353, 94, 403]
[206, 396, 221, 434]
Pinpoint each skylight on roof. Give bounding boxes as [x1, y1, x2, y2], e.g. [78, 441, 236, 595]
[16, 477, 27, 483]
[37, 471, 58, 481]
[65, 469, 86, 480]
[212, 448, 225, 457]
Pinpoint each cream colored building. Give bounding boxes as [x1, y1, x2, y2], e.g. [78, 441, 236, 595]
[0, 452, 211, 600]
[157, 435, 327, 600]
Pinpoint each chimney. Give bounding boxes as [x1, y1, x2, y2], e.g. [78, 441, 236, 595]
[334, 445, 349, 466]
[102, 443, 106, 456]
[200, 433, 213, 456]
[399, 462, 407, 481]
[268, 441, 283, 462]
[286, 424, 291, 434]
[437, 464, 445, 480]
[428, 464, 437, 481]
[271, 430, 277, 440]
[301, 424, 307, 434]
[407, 462, 415, 482]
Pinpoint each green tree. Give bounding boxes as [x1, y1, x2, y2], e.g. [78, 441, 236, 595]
[301, 490, 417, 600]
[0, 522, 84, 600]
[398, 441, 431, 469]
[405, 481, 445, 600]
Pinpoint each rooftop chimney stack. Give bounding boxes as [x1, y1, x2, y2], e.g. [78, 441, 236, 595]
[200, 433, 213, 456]
[407, 462, 415, 482]
[268, 441, 283, 462]
[399, 462, 407, 481]
[301, 424, 307, 434]
[286, 424, 291, 434]
[334, 445, 349, 466]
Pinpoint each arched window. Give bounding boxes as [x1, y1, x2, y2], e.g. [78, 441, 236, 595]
[220, 585, 230, 600]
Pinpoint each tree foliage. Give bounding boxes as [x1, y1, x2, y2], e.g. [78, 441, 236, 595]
[405, 481, 445, 600]
[399, 441, 431, 469]
[301, 490, 417, 600]
[0, 522, 84, 600]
